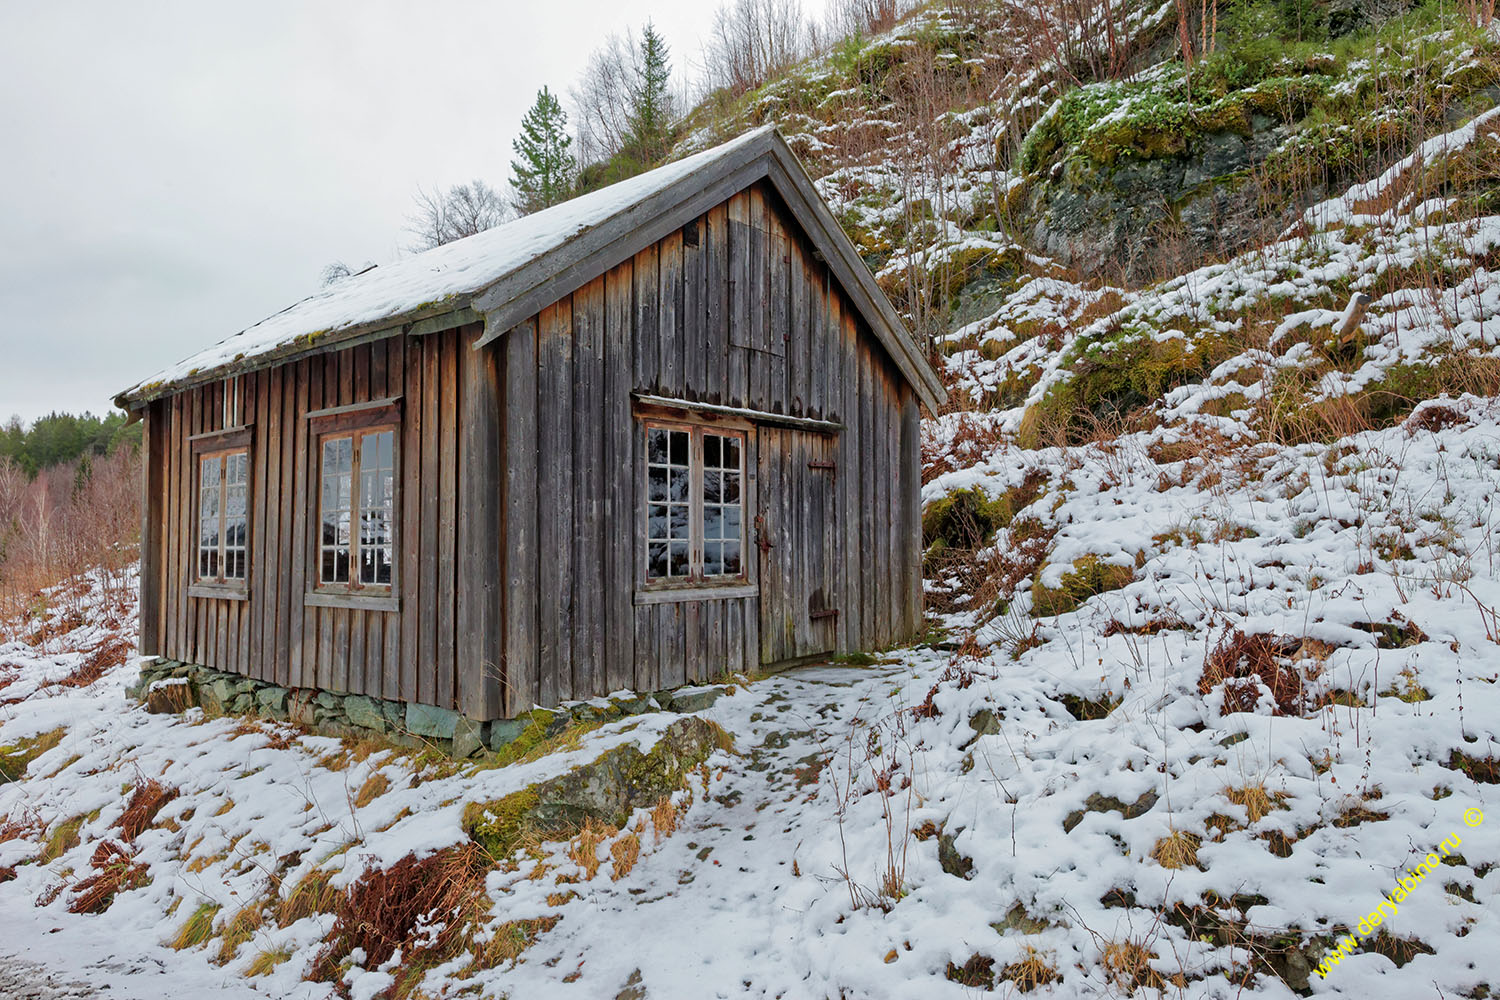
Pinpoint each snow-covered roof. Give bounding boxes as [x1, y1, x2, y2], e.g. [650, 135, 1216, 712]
[117, 125, 945, 411]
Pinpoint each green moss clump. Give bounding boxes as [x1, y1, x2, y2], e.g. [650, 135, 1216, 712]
[1020, 330, 1232, 447]
[462, 787, 542, 861]
[39, 813, 86, 863]
[172, 903, 222, 951]
[923, 487, 1015, 550]
[0, 727, 65, 784]
[1031, 555, 1135, 617]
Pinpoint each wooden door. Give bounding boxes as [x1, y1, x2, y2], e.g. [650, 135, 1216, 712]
[756, 427, 837, 665]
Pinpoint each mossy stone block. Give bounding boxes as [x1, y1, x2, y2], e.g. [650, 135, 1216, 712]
[405, 702, 460, 740]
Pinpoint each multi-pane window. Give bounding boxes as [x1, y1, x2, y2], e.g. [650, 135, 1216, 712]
[645, 424, 744, 584]
[197, 450, 249, 585]
[319, 427, 396, 590]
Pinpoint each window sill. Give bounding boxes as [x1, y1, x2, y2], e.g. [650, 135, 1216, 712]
[305, 591, 400, 612]
[188, 584, 248, 601]
[634, 582, 758, 606]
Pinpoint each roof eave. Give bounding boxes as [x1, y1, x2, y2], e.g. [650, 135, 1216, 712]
[114, 302, 482, 411]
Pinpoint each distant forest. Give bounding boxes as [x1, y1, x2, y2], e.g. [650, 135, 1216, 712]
[0, 411, 141, 477]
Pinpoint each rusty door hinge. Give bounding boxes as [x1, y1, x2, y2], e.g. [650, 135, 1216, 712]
[810, 608, 840, 620]
[754, 513, 773, 555]
[807, 460, 835, 470]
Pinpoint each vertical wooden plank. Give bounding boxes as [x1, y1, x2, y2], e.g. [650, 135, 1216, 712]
[658, 230, 683, 398]
[704, 204, 727, 406]
[287, 365, 309, 688]
[189, 389, 204, 665]
[139, 402, 165, 655]
[572, 280, 605, 702]
[418, 336, 441, 705]
[365, 614, 384, 699]
[277, 360, 297, 687]
[884, 373, 900, 647]
[604, 261, 636, 695]
[682, 601, 700, 686]
[790, 240, 809, 417]
[383, 340, 405, 701]
[839, 302, 861, 652]
[632, 244, 658, 393]
[400, 336, 422, 703]
[349, 608, 367, 694]
[437, 331, 459, 710]
[303, 359, 326, 689]
[262, 368, 285, 685]
[748, 189, 769, 409]
[538, 301, 574, 704]
[727, 193, 749, 407]
[769, 207, 789, 414]
[683, 220, 706, 399]
[503, 319, 539, 714]
[332, 609, 351, 694]
[458, 325, 504, 719]
[634, 606, 654, 693]
[900, 390, 921, 640]
[859, 343, 877, 648]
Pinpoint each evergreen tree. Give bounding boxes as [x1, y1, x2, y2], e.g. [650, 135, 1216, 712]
[625, 22, 674, 165]
[509, 86, 577, 215]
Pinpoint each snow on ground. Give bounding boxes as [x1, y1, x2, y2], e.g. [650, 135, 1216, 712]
[3, 396, 1500, 998]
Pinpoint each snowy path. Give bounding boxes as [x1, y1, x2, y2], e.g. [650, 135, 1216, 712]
[0, 906, 273, 1000]
[483, 659, 913, 1000]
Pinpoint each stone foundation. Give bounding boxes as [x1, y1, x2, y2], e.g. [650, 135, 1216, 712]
[126, 658, 731, 759]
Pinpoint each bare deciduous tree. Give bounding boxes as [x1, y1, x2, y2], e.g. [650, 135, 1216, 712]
[571, 32, 638, 165]
[704, 0, 810, 97]
[405, 181, 509, 252]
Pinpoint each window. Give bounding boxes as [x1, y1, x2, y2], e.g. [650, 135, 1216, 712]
[197, 449, 249, 586]
[645, 424, 744, 584]
[318, 426, 396, 592]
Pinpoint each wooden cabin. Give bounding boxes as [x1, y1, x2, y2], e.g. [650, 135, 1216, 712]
[117, 127, 946, 726]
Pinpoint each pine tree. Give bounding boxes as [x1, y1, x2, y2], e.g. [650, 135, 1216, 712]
[625, 22, 674, 165]
[509, 86, 577, 215]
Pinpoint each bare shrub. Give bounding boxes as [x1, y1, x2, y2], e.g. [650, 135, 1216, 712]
[310, 843, 493, 983]
[1198, 629, 1330, 716]
[705, 0, 810, 98]
[117, 778, 179, 842]
[68, 840, 149, 914]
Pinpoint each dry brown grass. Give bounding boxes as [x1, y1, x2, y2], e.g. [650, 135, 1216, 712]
[1199, 629, 1326, 716]
[353, 772, 390, 809]
[567, 817, 616, 881]
[650, 795, 679, 843]
[1101, 939, 1162, 992]
[310, 842, 492, 984]
[67, 840, 149, 914]
[610, 831, 641, 880]
[213, 904, 265, 965]
[274, 868, 339, 927]
[117, 778, 178, 842]
[1001, 945, 1059, 991]
[1225, 783, 1278, 824]
[1150, 830, 1202, 870]
[46, 635, 133, 691]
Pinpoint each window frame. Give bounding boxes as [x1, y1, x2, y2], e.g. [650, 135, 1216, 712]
[187, 426, 252, 600]
[639, 418, 752, 598]
[307, 400, 401, 610]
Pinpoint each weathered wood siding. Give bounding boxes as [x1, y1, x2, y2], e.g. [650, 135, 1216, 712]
[500, 180, 921, 715]
[144, 325, 500, 715]
[141, 181, 923, 722]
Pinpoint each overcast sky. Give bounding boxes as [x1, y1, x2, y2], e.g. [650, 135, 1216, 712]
[0, 1, 815, 425]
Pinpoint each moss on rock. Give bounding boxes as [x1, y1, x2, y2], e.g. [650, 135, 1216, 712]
[0, 727, 64, 784]
[1031, 555, 1135, 617]
[462, 717, 732, 860]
